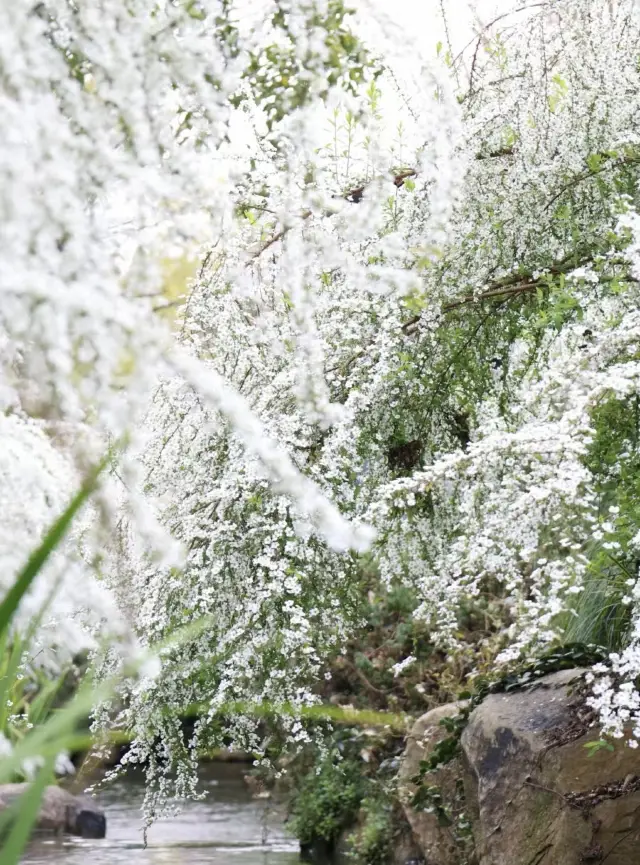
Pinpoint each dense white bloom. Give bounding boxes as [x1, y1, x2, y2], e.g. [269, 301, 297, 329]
[106, 0, 640, 793]
[0, 2, 396, 667]
[7, 0, 640, 816]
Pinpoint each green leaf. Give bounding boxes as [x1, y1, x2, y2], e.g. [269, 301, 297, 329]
[584, 738, 615, 756]
[587, 153, 603, 173]
[28, 673, 68, 727]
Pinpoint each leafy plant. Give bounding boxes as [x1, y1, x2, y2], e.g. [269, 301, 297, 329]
[0, 456, 106, 863]
[0, 634, 72, 781]
[288, 756, 365, 848]
[584, 739, 615, 757]
[349, 796, 394, 865]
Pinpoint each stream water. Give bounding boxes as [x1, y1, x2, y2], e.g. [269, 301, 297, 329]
[20, 763, 301, 865]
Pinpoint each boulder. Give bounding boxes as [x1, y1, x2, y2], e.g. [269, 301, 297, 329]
[461, 668, 640, 865]
[0, 784, 106, 838]
[398, 701, 472, 865]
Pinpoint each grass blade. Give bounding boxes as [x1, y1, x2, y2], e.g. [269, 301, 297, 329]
[0, 755, 55, 865]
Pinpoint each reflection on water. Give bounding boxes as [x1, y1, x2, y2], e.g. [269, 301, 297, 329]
[21, 763, 300, 865]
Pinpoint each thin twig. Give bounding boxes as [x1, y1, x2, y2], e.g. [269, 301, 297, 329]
[452, 3, 550, 73]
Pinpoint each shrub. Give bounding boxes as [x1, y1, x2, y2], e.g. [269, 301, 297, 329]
[288, 756, 365, 848]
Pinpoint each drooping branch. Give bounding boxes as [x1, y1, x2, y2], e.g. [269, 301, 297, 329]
[340, 251, 621, 373]
[401, 251, 597, 330]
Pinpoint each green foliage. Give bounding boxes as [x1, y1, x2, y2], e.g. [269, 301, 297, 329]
[561, 393, 640, 649]
[288, 755, 365, 846]
[0, 456, 108, 863]
[410, 782, 453, 826]
[242, 1, 377, 130]
[562, 574, 632, 650]
[324, 581, 448, 714]
[0, 635, 73, 781]
[348, 796, 394, 865]
[284, 719, 405, 865]
[584, 738, 615, 757]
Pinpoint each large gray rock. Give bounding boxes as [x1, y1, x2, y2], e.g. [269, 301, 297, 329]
[461, 668, 640, 865]
[398, 701, 473, 865]
[0, 784, 106, 838]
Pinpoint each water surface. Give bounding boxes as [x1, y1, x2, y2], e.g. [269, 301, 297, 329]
[21, 763, 300, 865]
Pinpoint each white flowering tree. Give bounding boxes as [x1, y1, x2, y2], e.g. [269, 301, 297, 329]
[109, 0, 640, 811]
[5, 0, 640, 825]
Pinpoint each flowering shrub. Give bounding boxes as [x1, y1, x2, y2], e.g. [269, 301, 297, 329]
[5, 0, 640, 822]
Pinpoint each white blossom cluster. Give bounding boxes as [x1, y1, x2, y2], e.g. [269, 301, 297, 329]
[0, 0, 461, 813]
[0, 3, 406, 662]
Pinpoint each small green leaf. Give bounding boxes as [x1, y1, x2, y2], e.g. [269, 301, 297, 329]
[584, 738, 615, 756]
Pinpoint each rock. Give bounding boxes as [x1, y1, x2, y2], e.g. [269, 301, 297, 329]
[0, 784, 106, 838]
[398, 701, 472, 865]
[300, 837, 333, 863]
[461, 667, 640, 865]
[389, 828, 425, 865]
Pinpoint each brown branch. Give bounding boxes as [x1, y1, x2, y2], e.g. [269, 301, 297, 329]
[152, 298, 184, 313]
[443, 280, 543, 310]
[460, 72, 527, 107]
[523, 780, 579, 808]
[341, 169, 418, 204]
[452, 3, 550, 75]
[441, 250, 595, 312]
[252, 210, 312, 259]
[401, 314, 421, 332]
[331, 248, 622, 377]
[393, 169, 418, 185]
[333, 264, 565, 373]
[475, 146, 515, 160]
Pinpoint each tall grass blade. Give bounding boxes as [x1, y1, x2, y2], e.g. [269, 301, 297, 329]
[0, 755, 55, 865]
